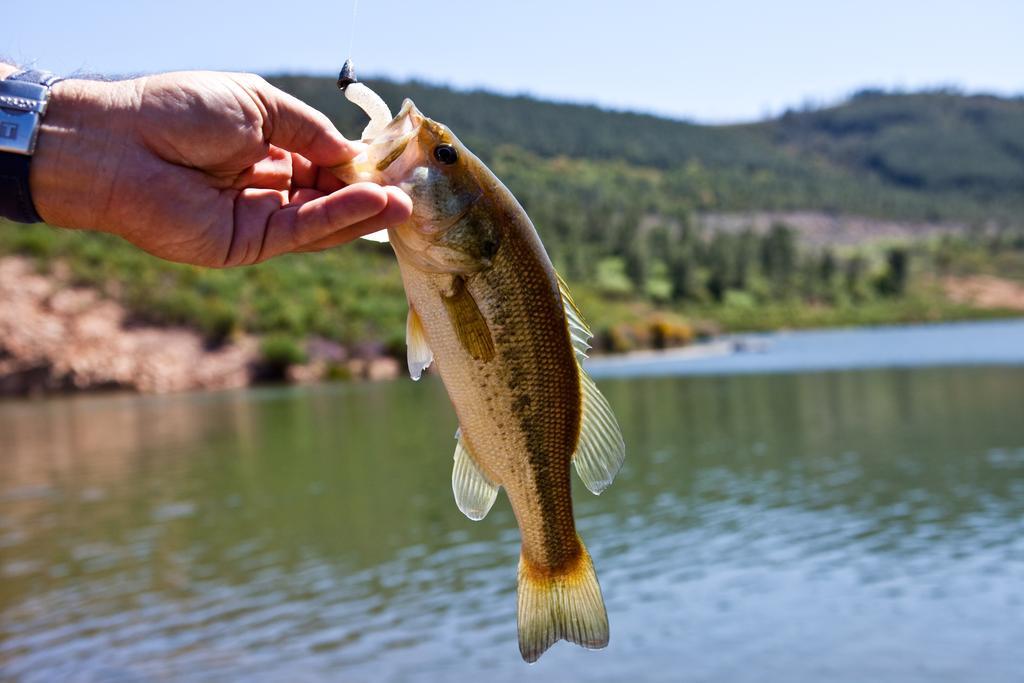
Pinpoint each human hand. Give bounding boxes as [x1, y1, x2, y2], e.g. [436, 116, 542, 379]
[28, 71, 411, 267]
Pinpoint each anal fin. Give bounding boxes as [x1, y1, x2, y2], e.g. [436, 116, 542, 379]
[452, 429, 499, 520]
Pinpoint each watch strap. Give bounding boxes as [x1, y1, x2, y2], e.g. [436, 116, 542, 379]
[0, 70, 61, 224]
[0, 152, 39, 223]
[11, 70, 64, 88]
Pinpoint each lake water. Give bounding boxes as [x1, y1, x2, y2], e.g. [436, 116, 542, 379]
[2, 321, 1023, 682]
[587, 318, 1024, 378]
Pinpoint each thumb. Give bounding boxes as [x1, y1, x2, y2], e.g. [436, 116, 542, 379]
[248, 76, 361, 167]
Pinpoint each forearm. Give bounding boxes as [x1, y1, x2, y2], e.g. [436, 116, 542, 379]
[30, 78, 141, 230]
[20, 74, 144, 229]
[1, 61, 135, 230]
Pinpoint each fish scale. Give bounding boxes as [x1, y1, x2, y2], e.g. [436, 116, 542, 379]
[470, 228, 582, 571]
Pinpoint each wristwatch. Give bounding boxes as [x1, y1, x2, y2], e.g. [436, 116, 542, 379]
[0, 69, 63, 223]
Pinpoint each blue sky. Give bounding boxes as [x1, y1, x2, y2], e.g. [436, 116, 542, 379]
[6, 0, 1022, 122]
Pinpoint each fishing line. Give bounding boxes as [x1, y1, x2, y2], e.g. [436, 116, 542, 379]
[347, 0, 360, 59]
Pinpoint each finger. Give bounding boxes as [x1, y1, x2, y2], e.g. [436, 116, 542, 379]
[248, 76, 362, 168]
[289, 188, 324, 204]
[291, 153, 346, 193]
[315, 165, 346, 194]
[259, 182, 390, 261]
[295, 186, 413, 252]
[224, 188, 289, 266]
[232, 145, 292, 191]
[290, 153, 318, 188]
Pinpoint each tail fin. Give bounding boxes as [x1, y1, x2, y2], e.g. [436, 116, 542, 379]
[517, 537, 609, 663]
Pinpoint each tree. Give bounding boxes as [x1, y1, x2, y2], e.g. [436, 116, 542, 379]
[668, 243, 702, 302]
[844, 254, 871, 301]
[623, 232, 649, 292]
[760, 223, 798, 297]
[877, 247, 910, 297]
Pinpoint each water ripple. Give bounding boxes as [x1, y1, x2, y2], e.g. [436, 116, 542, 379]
[2, 367, 1024, 682]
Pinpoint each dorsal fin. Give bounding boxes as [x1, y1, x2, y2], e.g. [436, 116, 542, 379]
[558, 273, 625, 494]
[557, 272, 592, 361]
[573, 370, 626, 494]
[452, 428, 500, 520]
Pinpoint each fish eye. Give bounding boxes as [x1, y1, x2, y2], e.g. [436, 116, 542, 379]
[433, 144, 459, 165]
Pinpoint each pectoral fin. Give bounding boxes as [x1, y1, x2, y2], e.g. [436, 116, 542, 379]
[406, 306, 433, 381]
[452, 428, 499, 520]
[442, 276, 495, 361]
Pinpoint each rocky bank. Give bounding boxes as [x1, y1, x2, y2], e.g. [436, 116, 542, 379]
[0, 257, 399, 397]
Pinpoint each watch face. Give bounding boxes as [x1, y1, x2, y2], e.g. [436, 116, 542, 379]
[0, 78, 50, 156]
[0, 109, 40, 155]
[0, 118, 18, 140]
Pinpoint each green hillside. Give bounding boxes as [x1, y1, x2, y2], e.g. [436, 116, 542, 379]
[275, 76, 1024, 223]
[3, 77, 1023, 367]
[769, 90, 1024, 196]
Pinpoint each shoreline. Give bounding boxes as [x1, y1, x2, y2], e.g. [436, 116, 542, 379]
[3, 251, 1023, 398]
[5, 317, 1023, 404]
[585, 317, 1024, 379]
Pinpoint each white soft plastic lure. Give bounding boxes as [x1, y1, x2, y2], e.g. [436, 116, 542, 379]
[339, 60, 394, 243]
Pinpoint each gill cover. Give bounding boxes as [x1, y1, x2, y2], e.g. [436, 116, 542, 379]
[378, 104, 497, 276]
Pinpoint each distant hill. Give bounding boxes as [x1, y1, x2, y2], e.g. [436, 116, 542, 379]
[767, 90, 1024, 197]
[271, 76, 1024, 227]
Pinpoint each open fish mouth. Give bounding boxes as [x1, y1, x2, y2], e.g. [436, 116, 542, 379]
[344, 100, 425, 243]
[369, 100, 424, 171]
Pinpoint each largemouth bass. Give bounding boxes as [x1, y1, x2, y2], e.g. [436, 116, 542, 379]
[336, 96, 626, 663]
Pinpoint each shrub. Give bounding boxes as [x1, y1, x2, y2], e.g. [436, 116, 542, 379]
[259, 334, 308, 379]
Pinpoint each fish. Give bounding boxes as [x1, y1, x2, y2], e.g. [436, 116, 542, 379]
[335, 97, 626, 663]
